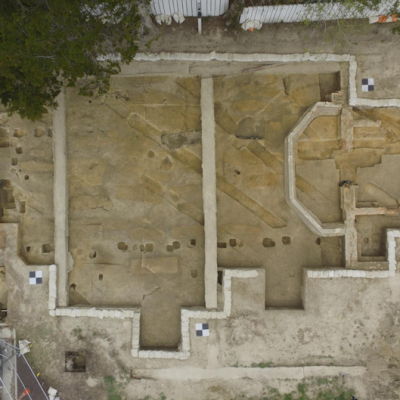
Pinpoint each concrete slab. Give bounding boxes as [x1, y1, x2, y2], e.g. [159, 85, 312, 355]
[201, 78, 218, 310]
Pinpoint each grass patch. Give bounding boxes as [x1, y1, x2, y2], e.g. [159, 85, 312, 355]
[104, 376, 122, 400]
[145, 25, 165, 50]
[232, 378, 355, 400]
[104, 371, 130, 400]
[133, 378, 354, 400]
[232, 361, 273, 368]
[251, 361, 273, 368]
[72, 326, 84, 340]
[145, 35, 160, 50]
[232, 361, 241, 367]
[314, 355, 334, 359]
[317, 378, 330, 386]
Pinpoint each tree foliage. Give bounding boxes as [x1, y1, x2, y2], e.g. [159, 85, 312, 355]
[0, 0, 142, 120]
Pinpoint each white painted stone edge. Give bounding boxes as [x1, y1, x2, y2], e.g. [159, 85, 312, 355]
[306, 229, 400, 279]
[42, 52, 399, 359]
[136, 269, 258, 359]
[128, 52, 398, 109]
[284, 102, 345, 237]
[132, 51, 354, 63]
[48, 267, 140, 318]
[48, 265, 258, 360]
[305, 268, 390, 279]
[387, 229, 400, 276]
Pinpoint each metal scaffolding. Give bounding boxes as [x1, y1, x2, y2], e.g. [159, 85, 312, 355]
[0, 340, 49, 400]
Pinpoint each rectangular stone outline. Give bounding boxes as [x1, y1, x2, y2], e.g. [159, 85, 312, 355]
[47, 52, 400, 361]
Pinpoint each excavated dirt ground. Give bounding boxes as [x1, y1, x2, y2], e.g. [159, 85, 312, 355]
[1, 51, 400, 399]
[66, 71, 346, 320]
[0, 109, 54, 266]
[66, 76, 205, 349]
[64, 70, 400, 321]
[298, 107, 400, 265]
[214, 72, 342, 308]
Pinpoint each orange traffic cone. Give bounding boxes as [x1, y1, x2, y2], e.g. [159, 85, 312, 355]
[17, 388, 30, 400]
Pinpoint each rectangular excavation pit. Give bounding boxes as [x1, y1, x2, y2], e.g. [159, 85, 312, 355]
[56, 59, 400, 348]
[213, 72, 341, 309]
[4, 53, 400, 397]
[66, 76, 205, 349]
[65, 350, 87, 372]
[356, 214, 400, 261]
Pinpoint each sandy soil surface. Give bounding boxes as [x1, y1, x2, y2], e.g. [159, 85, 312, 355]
[0, 110, 54, 266]
[1, 16, 400, 400]
[66, 76, 205, 349]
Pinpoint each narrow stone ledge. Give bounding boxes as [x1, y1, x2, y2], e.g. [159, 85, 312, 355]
[40, 52, 400, 366]
[202, 77, 218, 310]
[115, 52, 395, 109]
[129, 269, 259, 360]
[305, 267, 393, 279]
[284, 102, 345, 237]
[134, 52, 353, 66]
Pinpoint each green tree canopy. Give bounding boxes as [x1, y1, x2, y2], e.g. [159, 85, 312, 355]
[0, 0, 142, 120]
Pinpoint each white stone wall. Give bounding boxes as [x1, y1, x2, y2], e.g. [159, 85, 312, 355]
[135, 269, 259, 360]
[132, 52, 400, 109]
[284, 102, 345, 237]
[306, 268, 390, 279]
[133, 52, 354, 63]
[48, 264, 259, 360]
[305, 228, 400, 279]
[387, 229, 400, 277]
[43, 52, 400, 361]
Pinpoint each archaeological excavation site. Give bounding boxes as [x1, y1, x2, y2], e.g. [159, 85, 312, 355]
[1, 51, 400, 400]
